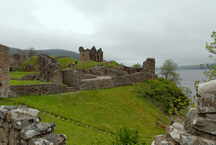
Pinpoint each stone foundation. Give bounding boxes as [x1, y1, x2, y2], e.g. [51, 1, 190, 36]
[10, 84, 75, 96]
[0, 105, 66, 145]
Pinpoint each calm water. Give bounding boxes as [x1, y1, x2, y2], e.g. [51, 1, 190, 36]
[177, 69, 207, 96]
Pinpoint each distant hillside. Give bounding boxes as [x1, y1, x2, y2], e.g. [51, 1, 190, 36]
[9, 48, 79, 59]
[178, 64, 214, 70]
[38, 49, 79, 59]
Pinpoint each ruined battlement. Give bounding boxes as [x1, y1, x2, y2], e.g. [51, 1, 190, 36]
[0, 44, 10, 97]
[79, 46, 103, 62]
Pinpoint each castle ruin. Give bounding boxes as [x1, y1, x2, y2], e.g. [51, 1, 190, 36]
[0, 44, 10, 97]
[79, 46, 103, 62]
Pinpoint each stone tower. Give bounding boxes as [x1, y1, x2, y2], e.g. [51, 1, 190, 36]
[79, 46, 103, 62]
[143, 58, 155, 79]
[0, 44, 10, 98]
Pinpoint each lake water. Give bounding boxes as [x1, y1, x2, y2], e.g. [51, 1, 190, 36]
[177, 69, 207, 96]
[156, 69, 207, 96]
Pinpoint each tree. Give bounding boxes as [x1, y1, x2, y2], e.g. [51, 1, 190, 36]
[205, 31, 216, 80]
[132, 63, 141, 68]
[160, 59, 181, 84]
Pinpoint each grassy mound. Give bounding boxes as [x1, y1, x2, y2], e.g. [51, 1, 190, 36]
[0, 81, 170, 145]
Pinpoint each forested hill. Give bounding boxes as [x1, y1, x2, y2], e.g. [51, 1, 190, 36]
[9, 47, 79, 59]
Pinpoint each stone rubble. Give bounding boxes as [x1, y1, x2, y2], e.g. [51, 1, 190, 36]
[0, 105, 67, 145]
[152, 80, 216, 145]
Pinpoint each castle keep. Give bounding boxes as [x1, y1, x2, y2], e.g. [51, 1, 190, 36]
[79, 46, 103, 62]
[0, 44, 9, 97]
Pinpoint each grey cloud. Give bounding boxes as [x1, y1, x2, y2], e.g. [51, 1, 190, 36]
[0, 0, 215, 66]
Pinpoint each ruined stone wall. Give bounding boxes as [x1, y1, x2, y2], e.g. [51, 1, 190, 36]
[0, 105, 66, 145]
[38, 54, 63, 84]
[80, 72, 155, 90]
[62, 69, 80, 89]
[10, 84, 70, 96]
[79, 46, 103, 62]
[0, 44, 10, 98]
[10, 53, 29, 71]
[143, 58, 156, 79]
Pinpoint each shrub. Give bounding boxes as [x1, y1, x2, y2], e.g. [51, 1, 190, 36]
[90, 128, 147, 145]
[135, 78, 190, 115]
[132, 63, 142, 68]
[112, 128, 147, 145]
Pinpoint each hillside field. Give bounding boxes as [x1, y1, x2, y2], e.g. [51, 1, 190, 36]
[0, 84, 169, 145]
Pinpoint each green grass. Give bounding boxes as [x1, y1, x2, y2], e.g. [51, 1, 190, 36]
[21, 56, 121, 71]
[9, 71, 38, 80]
[76, 60, 120, 70]
[56, 57, 77, 69]
[57, 57, 121, 70]
[10, 80, 49, 85]
[0, 84, 169, 144]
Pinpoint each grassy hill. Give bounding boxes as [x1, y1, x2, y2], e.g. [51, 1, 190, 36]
[0, 83, 169, 145]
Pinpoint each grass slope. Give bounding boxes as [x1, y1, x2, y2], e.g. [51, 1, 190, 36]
[9, 71, 38, 79]
[0, 84, 169, 145]
[9, 72, 47, 86]
[10, 80, 49, 85]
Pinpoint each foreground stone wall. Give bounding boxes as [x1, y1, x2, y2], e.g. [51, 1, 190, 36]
[0, 44, 10, 98]
[10, 84, 70, 96]
[0, 106, 66, 145]
[152, 80, 216, 145]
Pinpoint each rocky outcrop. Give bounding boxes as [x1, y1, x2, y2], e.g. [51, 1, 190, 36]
[0, 105, 66, 145]
[152, 80, 216, 145]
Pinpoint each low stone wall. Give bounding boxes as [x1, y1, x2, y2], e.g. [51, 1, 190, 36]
[80, 72, 155, 90]
[0, 105, 66, 145]
[80, 76, 114, 90]
[10, 84, 68, 96]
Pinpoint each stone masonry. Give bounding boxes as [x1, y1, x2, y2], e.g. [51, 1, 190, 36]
[79, 46, 103, 62]
[0, 105, 66, 145]
[0, 44, 10, 98]
[143, 58, 156, 79]
[38, 54, 63, 84]
[152, 80, 216, 145]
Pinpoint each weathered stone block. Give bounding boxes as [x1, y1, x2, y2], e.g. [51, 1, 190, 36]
[0, 106, 67, 145]
[198, 94, 216, 113]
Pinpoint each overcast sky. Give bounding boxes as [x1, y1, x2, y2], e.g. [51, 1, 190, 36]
[0, 0, 215, 66]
